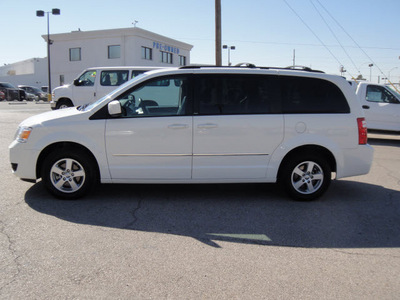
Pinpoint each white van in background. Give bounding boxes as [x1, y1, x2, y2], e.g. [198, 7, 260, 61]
[51, 66, 160, 109]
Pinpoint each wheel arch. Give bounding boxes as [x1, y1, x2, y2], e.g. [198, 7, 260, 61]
[36, 142, 100, 181]
[277, 144, 336, 182]
[56, 97, 73, 108]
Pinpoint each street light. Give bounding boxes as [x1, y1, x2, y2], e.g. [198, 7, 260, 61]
[222, 45, 235, 66]
[388, 67, 398, 82]
[36, 8, 60, 101]
[340, 65, 346, 77]
[368, 63, 373, 82]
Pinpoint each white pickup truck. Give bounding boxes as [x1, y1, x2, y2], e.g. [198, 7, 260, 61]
[51, 66, 160, 109]
[353, 81, 400, 132]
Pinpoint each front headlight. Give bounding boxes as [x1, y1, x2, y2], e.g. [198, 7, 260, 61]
[15, 127, 33, 143]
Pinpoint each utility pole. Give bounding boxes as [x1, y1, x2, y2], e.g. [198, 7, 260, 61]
[215, 0, 222, 66]
[293, 49, 296, 67]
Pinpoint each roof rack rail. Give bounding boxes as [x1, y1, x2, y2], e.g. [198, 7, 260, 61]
[234, 62, 257, 68]
[284, 65, 324, 73]
[180, 64, 325, 73]
[179, 64, 256, 69]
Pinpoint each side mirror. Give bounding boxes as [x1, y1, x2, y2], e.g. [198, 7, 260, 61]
[108, 100, 122, 117]
[73, 79, 80, 86]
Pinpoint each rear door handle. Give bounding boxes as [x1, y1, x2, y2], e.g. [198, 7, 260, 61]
[168, 124, 189, 129]
[362, 105, 370, 109]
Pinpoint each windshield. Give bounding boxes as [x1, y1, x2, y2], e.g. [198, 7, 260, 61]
[31, 87, 42, 93]
[387, 85, 400, 99]
[82, 73, 148, 111]
[0, 83, 15, 88]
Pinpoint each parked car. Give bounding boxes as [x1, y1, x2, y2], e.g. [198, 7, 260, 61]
[51, 66, 160, 109]
[9, 66, 373, 200]
[0, 82, 26, 101]
[18, 85, 48, 101]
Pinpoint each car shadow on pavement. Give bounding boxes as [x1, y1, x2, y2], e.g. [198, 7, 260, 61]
[25, 180, 400, 248]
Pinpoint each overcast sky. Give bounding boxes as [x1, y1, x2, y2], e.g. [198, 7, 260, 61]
[2, 0, 400, 82]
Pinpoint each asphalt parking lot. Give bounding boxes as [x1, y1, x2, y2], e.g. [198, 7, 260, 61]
[0, 101, 399, 299]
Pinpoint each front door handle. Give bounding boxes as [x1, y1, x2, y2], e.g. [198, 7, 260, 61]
[197, 123, 218, 129]
[362, 105, 370, 109]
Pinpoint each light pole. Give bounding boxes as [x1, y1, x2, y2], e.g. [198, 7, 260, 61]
[223, 45, 235, 66]
[340, 65, 346, 77]
[388, 67, 398, 82]
[36, 8, 60, 101]
[215, 0, 222, 66]
[368, 63, 373, 82]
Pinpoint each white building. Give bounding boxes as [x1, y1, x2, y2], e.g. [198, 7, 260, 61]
[0, 27, 193, 90]
[44, 27, 193, 88]
[0, 58, 48, 88]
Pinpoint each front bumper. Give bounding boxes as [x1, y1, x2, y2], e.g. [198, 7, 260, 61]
[9, 140, 40, 181]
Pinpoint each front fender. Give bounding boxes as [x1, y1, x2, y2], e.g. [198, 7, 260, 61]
[33, 119, 111, 181]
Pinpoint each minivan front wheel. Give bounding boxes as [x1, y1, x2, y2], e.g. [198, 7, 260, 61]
[41, 149, 97, 199]
[280, 155, 331, 201]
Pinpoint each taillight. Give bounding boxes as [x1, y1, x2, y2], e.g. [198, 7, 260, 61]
[357, 118, 368, 145]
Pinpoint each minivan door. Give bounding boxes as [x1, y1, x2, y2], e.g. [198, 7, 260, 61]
[192, 74, 284, 179]
[105, 75, 193, 180]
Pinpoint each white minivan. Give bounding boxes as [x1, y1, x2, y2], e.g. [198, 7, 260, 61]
[10, 66, 374, 200]
[51, 66, 160, 109]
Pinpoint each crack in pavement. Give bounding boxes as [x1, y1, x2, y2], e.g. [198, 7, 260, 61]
[329, 248, 400, 259]
[0, 220, 22, 293]
[123, 198, 143, 229]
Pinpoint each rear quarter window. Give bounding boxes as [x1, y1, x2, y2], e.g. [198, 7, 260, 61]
[280, 76, 350, 114]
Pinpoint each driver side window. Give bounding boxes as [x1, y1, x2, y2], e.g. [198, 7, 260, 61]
[76, 70, 96, 87]
[116, 76, 190, 117]
[366, 85, 398, 104]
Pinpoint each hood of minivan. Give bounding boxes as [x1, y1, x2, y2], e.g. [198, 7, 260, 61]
[19, 107, 84, 127]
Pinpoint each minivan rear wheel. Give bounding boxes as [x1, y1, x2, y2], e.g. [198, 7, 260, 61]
[280, 154, 331, 201]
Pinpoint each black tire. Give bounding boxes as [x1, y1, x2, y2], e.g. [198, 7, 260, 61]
[56, 99, 73, 109]
[279, 154, 331, 201]
[41, 149, 98, 200]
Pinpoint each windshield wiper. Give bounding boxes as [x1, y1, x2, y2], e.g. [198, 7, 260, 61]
[77, 103, 89, 111]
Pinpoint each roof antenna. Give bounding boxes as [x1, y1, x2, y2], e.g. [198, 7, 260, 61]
[132, 20, 138, 27]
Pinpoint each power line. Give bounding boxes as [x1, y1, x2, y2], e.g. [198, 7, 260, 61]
[315, 0, 387, 79]
[311, 0, 359, 77]
[282, 0, 345, 69]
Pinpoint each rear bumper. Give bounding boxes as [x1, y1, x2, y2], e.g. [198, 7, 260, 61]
[337, 144, 374, 179]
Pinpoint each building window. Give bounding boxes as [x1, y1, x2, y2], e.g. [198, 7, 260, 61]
[108, 45, 121, 59]
[142, 47, 152, 60]
[69, 48, 81, 61]
[161, 51, 173, 64]
[60, 75, 65, 86]
[179, 55, 186, 66]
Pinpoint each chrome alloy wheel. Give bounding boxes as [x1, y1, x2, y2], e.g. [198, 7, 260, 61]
[50, 158, 86, 193]
[290, 161, 324, 195]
